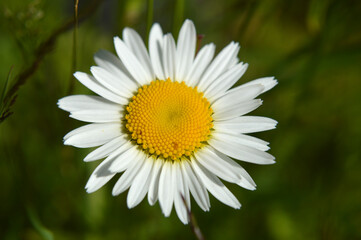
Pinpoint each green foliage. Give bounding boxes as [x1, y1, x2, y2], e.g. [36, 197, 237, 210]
[1, 0, 361, 239]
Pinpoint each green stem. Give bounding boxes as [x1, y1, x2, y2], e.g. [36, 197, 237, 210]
[181, 194, 205, 240]
[0, 66, 14, 122]
[146, 0, 154, 43]
[1, 0, 104, 124]
[67, 0, 79, 95]
[173, 0, 185, 38]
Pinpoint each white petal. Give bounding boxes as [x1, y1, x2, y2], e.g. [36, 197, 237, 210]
[185, 43, 215, 87]
[158, 161, 174, 217]
[229, 56, 239, 69]
[208, 137, 275, 165]
[173, 162, 190, 224]
[114, 37, 152, 85]
[147, 158, 163, 205]
[84, 135, 127, 162]
[212, 99, 263, 121]
[93, 49, 138, 88]
[238, 77, 278, 94]
[163, 34, 177, 81]
[112, 151, 145, 196]
[191, 156, 241, 209]
[127, 156, 154, 208]
[205, 62, 248, 100]
[197, 42, 240, 92]
[195, 146, 246, 185]
[212, 131, 270, 151]
[74, 72, 128, 105]
[196, 146, 256, 190]
[211, 148, 257, 190]
[85, 157, 117, 193]
[69, 109, 122, 123]
[123, 27, 155, 79]
[213, 116, 278, 134]
[64, 123, 121, 148]
[211, 84, 264, 111]
[181, 160, 210, 211]
[179, 163, 191, 210]
[58, 95, 122, 112]
[176, 19, 196, 82]
[90, 66, 134, 98]
[109, 145, 141, 173]
[149, 23, 165, 80]
[91, 140, 132, 167]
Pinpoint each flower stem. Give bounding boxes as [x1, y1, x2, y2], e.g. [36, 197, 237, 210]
[181, 194, 205, 240]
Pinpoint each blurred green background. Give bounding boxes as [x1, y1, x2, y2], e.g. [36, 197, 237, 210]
[1, 0, 361, 239]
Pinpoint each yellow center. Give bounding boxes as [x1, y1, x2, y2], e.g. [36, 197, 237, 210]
[125, 79, 213, 160]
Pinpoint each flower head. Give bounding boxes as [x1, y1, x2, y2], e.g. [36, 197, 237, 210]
[58, 19, 277, 224]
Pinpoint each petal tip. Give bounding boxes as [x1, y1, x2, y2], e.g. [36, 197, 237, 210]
[83, 155, 92, 162]
[112, 189, 120, 196]
[268, 159, 276, 164]
[73, 71, 83, 78]
[85, 183, 97, 194]
[57, 99, 63, 107]
[63, 138, 72, 146]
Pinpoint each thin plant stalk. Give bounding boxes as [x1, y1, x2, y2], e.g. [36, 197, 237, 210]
[68, 0, 79, 95]
[146, 0, 154, 43]
[181, 194, 205, 240]
[173, 0, 185, 38]
[0, 0, 104, 124]
[0, 67, 14, 122]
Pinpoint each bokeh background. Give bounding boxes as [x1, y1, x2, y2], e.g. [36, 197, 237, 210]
[1, 0, 361, 239]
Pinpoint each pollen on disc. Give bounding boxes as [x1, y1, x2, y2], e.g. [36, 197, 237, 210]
[125, 79, 213, 160]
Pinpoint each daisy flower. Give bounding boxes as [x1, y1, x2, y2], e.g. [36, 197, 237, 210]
[58, 19, 277, 224]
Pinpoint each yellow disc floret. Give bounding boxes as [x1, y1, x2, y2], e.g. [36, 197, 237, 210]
[125, 79, 213, 160]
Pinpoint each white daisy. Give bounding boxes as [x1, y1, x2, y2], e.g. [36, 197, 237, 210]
[58, 19, 277, 224]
